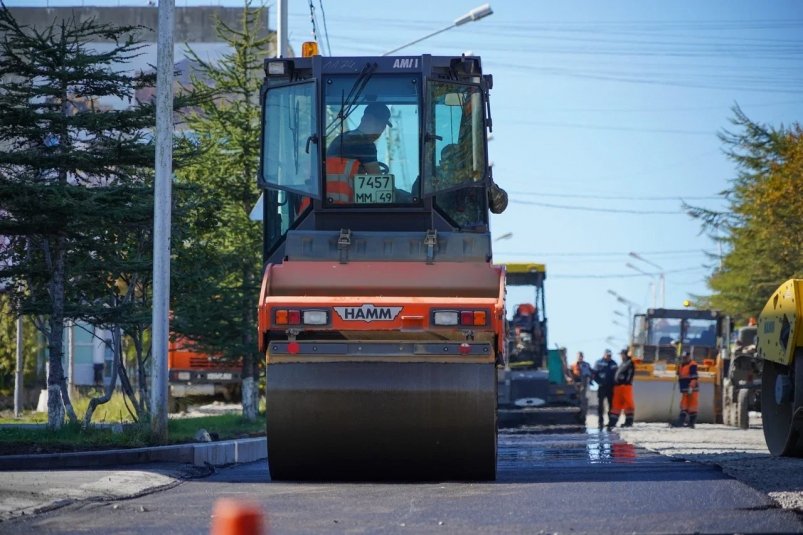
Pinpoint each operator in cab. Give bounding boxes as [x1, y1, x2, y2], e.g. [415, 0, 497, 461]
[327, 102, 392, 174]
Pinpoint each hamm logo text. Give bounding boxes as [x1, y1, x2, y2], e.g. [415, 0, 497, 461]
[334, 304, 403, 322]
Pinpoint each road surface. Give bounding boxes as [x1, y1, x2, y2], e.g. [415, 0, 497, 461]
[2, 426, 800, 534]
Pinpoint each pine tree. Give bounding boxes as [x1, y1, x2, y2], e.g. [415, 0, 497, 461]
[687, 106, 803, 319]
[0, 5, 159, 428]
[171, 1, 271, 421]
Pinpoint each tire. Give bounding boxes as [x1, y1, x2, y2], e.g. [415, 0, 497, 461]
[722, 379, 733, 427]
[737, 388, 749, 430]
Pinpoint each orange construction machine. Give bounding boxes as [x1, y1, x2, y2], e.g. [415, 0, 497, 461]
[167, 339, 241, 412]
[256, 52, 506, 480]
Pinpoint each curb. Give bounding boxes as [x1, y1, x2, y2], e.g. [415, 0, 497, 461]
[0, 437, 267, 471]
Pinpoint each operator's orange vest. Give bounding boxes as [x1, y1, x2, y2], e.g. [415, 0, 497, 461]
[325, 157, 360, 204]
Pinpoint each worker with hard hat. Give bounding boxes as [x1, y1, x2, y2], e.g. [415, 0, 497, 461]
[671, 351, 699, 428]
[610, 349, 635, 428]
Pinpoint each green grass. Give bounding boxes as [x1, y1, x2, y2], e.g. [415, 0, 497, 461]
[0, 390, 136, 424]
[0, 413, 265, 455]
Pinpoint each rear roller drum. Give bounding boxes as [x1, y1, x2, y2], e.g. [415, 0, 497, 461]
[761, 354, 803, 457]
[266, 361, 498, 481]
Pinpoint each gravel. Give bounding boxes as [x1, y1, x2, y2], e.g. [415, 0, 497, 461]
[613, 412, 803, 512]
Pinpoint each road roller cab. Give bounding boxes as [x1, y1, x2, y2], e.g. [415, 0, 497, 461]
[629, 308, 727, 423]
[256, 54, 505, 480]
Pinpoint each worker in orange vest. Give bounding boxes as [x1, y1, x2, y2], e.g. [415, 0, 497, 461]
[325, 103, 392, 203]
[571, 351, 592, 384]
[671, 351, 699, 428]
[610, 349, 635, 428]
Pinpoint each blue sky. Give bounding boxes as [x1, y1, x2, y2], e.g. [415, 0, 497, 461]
[12, 0, 803, 360]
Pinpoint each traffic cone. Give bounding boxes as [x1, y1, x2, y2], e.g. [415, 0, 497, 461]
[210, 498, 266, 535]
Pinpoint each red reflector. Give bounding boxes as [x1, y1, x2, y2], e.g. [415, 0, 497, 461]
[460, 311, 474, 325]
[459, 343, 471, 355]
[288, 341, 300, 354]
[288, 310, 301, 324]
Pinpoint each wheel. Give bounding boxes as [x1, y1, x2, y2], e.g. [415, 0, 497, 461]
[761, 355, 803, 457]
[722, 379, 733, 427]
[736, 388, 749, 430]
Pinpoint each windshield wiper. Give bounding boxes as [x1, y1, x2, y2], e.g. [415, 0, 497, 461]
[325, 62, 378, 137]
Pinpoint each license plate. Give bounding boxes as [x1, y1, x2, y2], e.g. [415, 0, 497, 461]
[353, 174, 394, 203]
[207, 372, 233, 380]
[177, 372, 191, 381]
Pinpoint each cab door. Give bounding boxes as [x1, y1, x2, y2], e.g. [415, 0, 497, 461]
[260, 80, 319, 256]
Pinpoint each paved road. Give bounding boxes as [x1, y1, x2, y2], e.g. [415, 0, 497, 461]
[2, 428, 801, 534]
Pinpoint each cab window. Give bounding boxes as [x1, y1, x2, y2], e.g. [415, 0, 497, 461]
[423, 81, 487, 196]
[262, 81, 320, 198]
[324, 75, 420, 205]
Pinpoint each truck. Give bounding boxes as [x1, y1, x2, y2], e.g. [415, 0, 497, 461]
[167, 339, 241, 413]
[256, 50, 506, 480]
[496, 263, 587, 425]
[722, 323, 761, 429]
[629, 308, 728, 423]
[757, 279, 803, 457]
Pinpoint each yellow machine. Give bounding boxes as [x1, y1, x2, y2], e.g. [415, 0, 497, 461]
[757, 279, 803, 457]
[629, 308, 726, 423]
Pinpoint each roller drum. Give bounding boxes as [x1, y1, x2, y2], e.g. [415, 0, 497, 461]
[632, 379, 717, 423]
[266, 360, 497, 481]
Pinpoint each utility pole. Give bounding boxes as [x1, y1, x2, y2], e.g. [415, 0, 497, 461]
[14, 316, 23, 417]
[277, 0, 288, 57]
[151, 0, 174, 443]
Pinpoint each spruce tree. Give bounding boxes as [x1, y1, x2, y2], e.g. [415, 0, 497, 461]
[171, 1, 271, 420]
[0, 5, 159, 428]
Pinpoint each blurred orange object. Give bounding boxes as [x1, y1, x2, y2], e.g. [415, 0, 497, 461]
[210, 498, 266, 535]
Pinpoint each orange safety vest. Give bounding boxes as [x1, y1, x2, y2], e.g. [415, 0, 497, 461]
[325, 157, 360, 204]
[679, 363, 699, 413]
[298, 196, 312, 213]
[678, 361, 699, 392]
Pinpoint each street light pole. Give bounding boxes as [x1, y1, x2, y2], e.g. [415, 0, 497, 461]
[629, 252, 665, 307]
[382, 4, 493, 56]
[608, 289, 638, 345]
[625, 262, 657, 308]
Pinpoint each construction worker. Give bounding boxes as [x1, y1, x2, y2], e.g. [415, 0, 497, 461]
[610, 349, 635, 428]
[571, 351, 592, 385]
[593, 349, 618, 430]
[327, 102, 392, 174]
[671, 351, 699, 428]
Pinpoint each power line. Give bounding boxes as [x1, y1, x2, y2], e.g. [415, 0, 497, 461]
[318, 0, 332, 55]
[504, 119, 715, 135]
[508, 191, 720, 201]
[509, 199, 684, 214]
[307, 0, 320, 46]
[548, 267, 707, 279]
[495, 249, 706, 257]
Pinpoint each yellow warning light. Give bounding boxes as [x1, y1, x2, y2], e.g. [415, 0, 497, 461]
[682, 299, 691, 307]
[302, 41, 319, 57]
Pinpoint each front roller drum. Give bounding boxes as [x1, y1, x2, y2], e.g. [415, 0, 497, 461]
[761, 353, 803, 457]
[266, 361, 497, 481]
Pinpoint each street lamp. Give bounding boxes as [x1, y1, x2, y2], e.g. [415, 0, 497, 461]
[607, 289, 638, 344]
[494, 232, 513, 242]
[629, 252, 665, 307]
[625, 262, 658, 308]
[382, 4, 494, 56]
